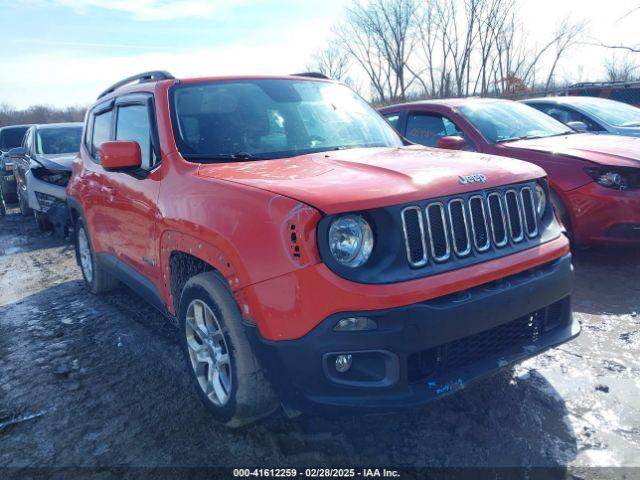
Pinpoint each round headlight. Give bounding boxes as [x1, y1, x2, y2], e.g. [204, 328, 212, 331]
[328, 214, 374, 268]
[535, 183, 547, 218]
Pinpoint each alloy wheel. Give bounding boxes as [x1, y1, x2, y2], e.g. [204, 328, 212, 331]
[185, 299, 233, 406]
[77, 226, 93, 282]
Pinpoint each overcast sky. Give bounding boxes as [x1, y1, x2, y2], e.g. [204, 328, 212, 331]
[0, 0, 638, 108]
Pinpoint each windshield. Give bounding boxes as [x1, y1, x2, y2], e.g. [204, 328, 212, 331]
[0, 126, 29, 150]
[572, 97, 640, 127]
[170, 79, 403, 161]
[457, 101, 573, 143]
[36, 126, 83, 155]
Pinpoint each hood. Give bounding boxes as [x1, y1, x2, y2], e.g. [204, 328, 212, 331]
[33, 153, 77, 172]
[502, 134, 640, 168]
[198, 146, 545, 214]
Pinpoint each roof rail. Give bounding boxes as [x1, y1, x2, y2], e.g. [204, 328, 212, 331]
[97, 71, 175, 100]
[290, 72, 330, 80]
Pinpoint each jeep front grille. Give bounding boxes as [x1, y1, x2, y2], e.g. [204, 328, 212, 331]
[401, 184, 539, 268]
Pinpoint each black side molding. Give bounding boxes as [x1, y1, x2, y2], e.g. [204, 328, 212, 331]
[96, 252, 166, 314]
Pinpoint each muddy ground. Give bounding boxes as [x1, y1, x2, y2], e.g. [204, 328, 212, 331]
[0, 207, 639, 476]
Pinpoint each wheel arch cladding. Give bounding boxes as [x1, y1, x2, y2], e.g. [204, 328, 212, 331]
[169, 251, 216, 315]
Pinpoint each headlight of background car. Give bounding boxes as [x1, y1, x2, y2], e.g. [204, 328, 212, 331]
[32, 168, 71, 187]
[328, 214, 374, 268]
[535, 182, 547, 219]
[585, 167, 640, 190]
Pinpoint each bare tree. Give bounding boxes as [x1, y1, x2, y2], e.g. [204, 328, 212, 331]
[0, 103, 86, 128]
[586, 5, 640, 54]
[604, 54, 640, 82]
[544, 18, 587, 92]
[334, 0, 419, 102]
[306, 43, 350, 81]
[408, 1, 437, 96]
[311, 0, 591, 102]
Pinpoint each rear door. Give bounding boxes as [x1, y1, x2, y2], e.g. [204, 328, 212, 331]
[81, 102, 117, 254]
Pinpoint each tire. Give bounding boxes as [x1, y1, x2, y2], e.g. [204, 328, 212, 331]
[34, 211, 51, 232]
[74, 218, 119, 294]
[179, 271, 278, 428]
[0, 185, 6, 217]
[18, 188, 32, 217]
[550, 190, 573, 244]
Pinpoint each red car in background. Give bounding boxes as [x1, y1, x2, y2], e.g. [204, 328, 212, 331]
[380, 99, 640, 246]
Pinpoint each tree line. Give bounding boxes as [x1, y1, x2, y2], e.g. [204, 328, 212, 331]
[307, 0, 632, 103]
[0, 104, 86, 128]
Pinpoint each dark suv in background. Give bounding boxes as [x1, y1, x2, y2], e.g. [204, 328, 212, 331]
[0, 124, 32, 210]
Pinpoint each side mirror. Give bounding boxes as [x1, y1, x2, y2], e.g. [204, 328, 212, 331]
[567, 121, 588, 132]
[100, 141, 142, 171]
[7, 147, 26, 158]
[437, 136, 467, 150]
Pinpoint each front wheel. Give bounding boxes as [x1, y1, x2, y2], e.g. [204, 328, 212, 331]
[0, 185, 6, 217]
[18, 189, 32, 217]
[550, 190, 573, 244]
[179, 272, 278, 428]
[34, 211, 51, 232]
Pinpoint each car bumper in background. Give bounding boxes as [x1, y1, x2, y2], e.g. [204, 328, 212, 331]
[568, 182, 640, 245]
[26, 170, 68, 212]
[1, 170, 17, 200]
[251, 253, 577, 413]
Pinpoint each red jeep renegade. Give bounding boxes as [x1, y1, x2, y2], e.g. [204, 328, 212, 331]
[67, 71, 578, 427]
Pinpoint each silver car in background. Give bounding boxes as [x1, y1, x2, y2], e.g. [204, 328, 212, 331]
[522, 96, 640, 137]
[8, 122, 82, 232]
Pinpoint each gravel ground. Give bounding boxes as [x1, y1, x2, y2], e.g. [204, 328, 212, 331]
[0, 207, 639, 475]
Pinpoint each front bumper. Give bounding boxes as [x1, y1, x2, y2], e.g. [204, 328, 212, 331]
[251, 253, 577, 413]
[26, 169, 68, 212]
[567, 182, 640, 245]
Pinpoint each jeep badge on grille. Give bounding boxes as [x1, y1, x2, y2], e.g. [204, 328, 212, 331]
[459, 174, 487, 184]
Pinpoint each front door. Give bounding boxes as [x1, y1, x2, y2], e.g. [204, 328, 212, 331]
[104, 95, 163, 289]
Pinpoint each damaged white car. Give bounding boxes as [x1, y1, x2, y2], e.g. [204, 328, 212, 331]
[8, 122, 82, 233]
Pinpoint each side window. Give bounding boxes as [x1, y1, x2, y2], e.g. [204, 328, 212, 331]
[22, 128, 32, 153]
[539, 105, 605, 132]
[406, 113, 475, 150]
[92, 109, 114, 162]
[84, 114, 94, 154]
[384, 113, 400, 130]
[115, 104, 154, 170]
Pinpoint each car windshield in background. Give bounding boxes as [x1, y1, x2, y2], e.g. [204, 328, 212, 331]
[170, 79, 403, 161]
[572, 98, 640, 127]
[36, 127, 83, 155]
[457, 101, 573, 143]
[0, 126, 29, 150]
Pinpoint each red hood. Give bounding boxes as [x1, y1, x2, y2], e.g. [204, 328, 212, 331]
[197, 146, 544, 214]
[503, 134, 640, 168]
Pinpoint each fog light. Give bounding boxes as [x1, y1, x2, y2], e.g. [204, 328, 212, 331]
[334, 317, 377, 332]
[335, 354, 353, 373]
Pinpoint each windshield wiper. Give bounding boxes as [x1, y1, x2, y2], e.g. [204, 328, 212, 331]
[496, 131, 575, 143]
[182, 152, 263, 162]
[496, 135, 536, 143]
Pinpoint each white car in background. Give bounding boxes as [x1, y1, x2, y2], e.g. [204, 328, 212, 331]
[8, 122, 82, 232]
[522, 96, 640, 137]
